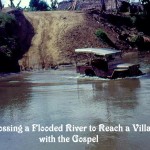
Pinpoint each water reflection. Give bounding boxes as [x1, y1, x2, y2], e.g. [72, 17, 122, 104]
[77, 78, 140, 110]
[77, 78, 142, 150]
[0, 74, 31, 124]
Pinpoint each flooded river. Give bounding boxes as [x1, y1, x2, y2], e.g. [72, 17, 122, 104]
[0, 52, 150, 150]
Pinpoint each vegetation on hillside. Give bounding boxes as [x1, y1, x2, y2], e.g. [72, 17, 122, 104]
[0, 0, 150, 72]
[95, 28, 117, 48]
[0, 12, 20, 72]
[29, 0, 58, 11]
[29, 0, 50, 11]
[0, 0, 3, 10]
[141, 0, 150, 16]
[0, 10, 34, 72]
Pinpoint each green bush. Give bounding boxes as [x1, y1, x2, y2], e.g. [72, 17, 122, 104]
[0, 12, 16, 27]
[130, 35, 138, 43]
[141, 0, 150, 16]
[130, 16, 136, 26]
[29, 0, 50, 11]
[95, 28, 116, 48]
[0, 13, 18, 59]
[95, 29, 108, 42]
[119, 1, 130, 12]
[129, 35, 145, 50]
[0, 45, 12, 57]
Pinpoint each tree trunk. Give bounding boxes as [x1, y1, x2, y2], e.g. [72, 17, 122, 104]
[16, 0, 21, 8]
[0, 0, 3, 10]
[115, 0, 118, 10]
[101, 0, 106, 12]
[10, 0, 15, 8]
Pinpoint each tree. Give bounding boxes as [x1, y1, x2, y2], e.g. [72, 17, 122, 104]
[115, 0, 118, 10]
[50, 0, 58, 10]
[0, 0, 3, 10]
[16, 0, 22, 8]
[141, 0, 150, 15]
[38, 1, 50, 10]
[29, 0, 40, 9]
[29, 0, 49, 11]
[10, 0, 15, 8]
[8, 0, 22, 8]
[100, 0, 106, 12]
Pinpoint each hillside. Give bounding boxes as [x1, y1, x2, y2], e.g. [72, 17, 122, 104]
[0, 9, 34, 72]
[19, 11, 106, 70]
[1, 9, 149, 71]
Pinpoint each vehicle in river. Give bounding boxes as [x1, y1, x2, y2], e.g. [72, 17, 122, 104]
[75, 48, 143, 79]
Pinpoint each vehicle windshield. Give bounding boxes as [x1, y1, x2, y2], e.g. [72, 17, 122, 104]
[75, 52, 122, 66]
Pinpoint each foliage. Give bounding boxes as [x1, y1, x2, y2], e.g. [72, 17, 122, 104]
[0, 45, 12, 57]
[38, 1, 49, 11]
[9, 0, 15, 8]
[29, 0, 50, 11]
[0, 12, 16, 27]
[95, 28, 116, 48]
[129, 34, 148, 50]
[50, 0, 58, 10]
[101, 0, 106, 12]
[95, 29, 107, 40]
[135, 35, 144, 49]
[0, 0, 3, 9]
[29, 0, 39, 8]
[141, 0, 150, 15]
[130, 16, 136, 26]
[130, 35, 138, 43]
[119, 1, 130, 12]
[0, 11, 33, 72]
[0, 13, 19, 58]
[102, 13, 137, 27]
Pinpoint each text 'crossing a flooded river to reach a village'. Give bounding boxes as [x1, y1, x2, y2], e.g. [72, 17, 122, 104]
[1, 124, 150, 144]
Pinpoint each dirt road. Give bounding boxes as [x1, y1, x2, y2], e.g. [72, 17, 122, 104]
[19, 11, 101, 70]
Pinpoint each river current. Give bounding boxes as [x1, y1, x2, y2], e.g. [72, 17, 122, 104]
[0, 52, 150, 150]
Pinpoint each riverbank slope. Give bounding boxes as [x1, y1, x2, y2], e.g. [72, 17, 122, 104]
[19, 11, 104, 70]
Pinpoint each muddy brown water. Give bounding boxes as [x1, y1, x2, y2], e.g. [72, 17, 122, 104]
[0, 52, 150, 150]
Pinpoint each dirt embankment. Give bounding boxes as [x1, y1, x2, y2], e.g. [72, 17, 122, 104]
[19, 11, 104, 70]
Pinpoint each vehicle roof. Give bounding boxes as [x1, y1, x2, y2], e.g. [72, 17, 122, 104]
[75, 48, 121, 56]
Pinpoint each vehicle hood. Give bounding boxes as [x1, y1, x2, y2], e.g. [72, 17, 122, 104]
[116, 63, 139, 69]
